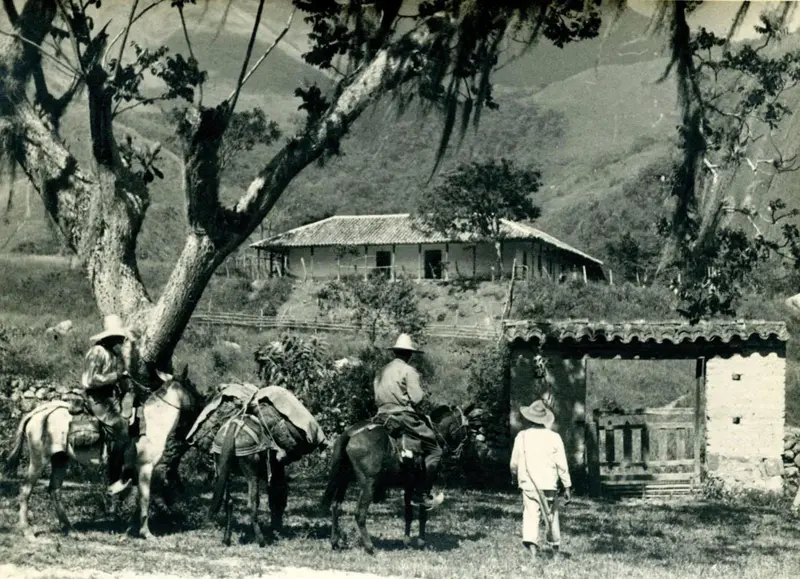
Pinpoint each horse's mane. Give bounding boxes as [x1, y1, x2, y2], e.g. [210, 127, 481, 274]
[429, 404, 455, 425]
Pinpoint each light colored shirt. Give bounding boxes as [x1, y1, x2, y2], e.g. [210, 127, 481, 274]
[373, 358, 424, 414]
[510, 427, 572, 492]
[81, 345, 123, 390]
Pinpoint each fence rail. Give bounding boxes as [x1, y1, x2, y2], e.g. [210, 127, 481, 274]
[190, 312, 500, 341]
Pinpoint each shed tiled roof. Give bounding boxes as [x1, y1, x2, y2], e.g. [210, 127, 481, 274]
[502, 319, 790, 346]
[251, 214, 603, 265]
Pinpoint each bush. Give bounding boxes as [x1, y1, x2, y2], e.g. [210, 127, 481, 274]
[466, 342, 510, 423]
[317, 276, 429, 344]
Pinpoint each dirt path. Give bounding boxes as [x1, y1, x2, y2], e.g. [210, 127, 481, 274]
[0, 564, 405, 579]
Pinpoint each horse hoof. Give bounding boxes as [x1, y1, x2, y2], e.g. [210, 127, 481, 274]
[139, 530, 154, 541]
[363, 546, 374, 556]
[223, 538, 232, 547]
[402, 536, 413, 548]
[416, 538, 427, 550]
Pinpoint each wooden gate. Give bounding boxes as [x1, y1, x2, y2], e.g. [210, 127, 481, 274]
[588, 407, 701, 498]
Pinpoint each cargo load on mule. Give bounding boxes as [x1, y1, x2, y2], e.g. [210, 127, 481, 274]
[186, 383, 326, 463]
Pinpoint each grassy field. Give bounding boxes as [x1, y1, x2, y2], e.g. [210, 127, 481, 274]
[1, 476, 799, 579]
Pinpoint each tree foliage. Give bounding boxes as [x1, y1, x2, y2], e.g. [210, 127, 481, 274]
[317, 276, 429, 345]
[415, 158, 541, 276]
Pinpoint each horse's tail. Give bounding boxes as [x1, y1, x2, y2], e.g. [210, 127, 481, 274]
[321, 431, 352, 511]
[4, 406, 40, 475]
[208, 420, 239, 518]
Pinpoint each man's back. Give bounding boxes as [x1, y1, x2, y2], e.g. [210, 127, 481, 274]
[374, 358, 424, 414]
[510, 427, 572, 492]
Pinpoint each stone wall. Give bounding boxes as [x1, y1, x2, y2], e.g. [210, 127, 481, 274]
[0, 374, 82, 418]
[704, 352, 785, 492]
[782, 427, 800, 495]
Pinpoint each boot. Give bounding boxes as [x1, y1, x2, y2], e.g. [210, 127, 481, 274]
[410, 461, 444, 511]
[107, 429, 135, 496]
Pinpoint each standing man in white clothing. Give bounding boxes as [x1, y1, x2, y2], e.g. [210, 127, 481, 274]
[509, 399, 572, 559]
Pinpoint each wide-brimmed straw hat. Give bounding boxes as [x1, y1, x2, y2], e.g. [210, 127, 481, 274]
[389, 333, 422, 354]
[520, 399, 554, 427]
[90, 314, 133, 345]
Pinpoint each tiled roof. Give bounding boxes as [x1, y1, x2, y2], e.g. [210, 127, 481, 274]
[251, 214, 603, 265]
[502, 319, 790, 346]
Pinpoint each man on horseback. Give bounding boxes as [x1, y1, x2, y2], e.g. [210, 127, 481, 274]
[80, 314, 140, 496]
[374, 333, 444, 510]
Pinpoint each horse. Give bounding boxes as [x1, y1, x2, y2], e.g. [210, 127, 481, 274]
[322, 404, 474, 554]
[3, 367, 204, 540]
[206, 415, 290, 548]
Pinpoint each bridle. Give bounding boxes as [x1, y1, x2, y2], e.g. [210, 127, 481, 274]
[434, 406, 471, 460]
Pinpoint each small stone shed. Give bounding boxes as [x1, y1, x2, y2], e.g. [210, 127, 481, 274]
[502, 320, 789, 495]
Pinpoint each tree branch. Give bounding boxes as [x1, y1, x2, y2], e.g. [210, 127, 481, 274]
[227, 0, 265, 117]
[113, 0, 139, 80]
[177, 3, 202, 106]
[0, 28, 82, 77]
[2, 0, 19, 25]
[54, 0, 85, 75]
[103, 0, 164, 69]
[227, 6, 294, 102]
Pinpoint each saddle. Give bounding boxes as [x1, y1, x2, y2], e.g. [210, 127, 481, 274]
[67, 412, 104, 449]
[370, 414, 423, 458]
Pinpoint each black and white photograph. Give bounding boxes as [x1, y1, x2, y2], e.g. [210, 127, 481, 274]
[1, 1, 800, 578]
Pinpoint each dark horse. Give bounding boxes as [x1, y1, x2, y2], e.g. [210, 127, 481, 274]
[322, 404, 473, 553]
[206, 416, 289, 547]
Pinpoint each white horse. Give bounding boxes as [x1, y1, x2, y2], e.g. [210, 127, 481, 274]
[4, 368, 203, 540]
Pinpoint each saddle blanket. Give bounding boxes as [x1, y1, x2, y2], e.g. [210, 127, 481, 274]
[211, 415, 272, 457]
[187, 383, 326, 449]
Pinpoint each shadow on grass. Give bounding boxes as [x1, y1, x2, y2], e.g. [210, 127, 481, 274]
[567, 499, 791, 564]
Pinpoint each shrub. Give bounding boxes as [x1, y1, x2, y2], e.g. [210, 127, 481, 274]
[317, 277, 429, 344]
[466, 342, 511, 423]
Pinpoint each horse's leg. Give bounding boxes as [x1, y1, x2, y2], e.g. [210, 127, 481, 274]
[247, 460, 266, 547]
[402, 482, 414, 548]
[48, 452, 73, 535]
[222, 485, 233, 547]
[354, 476, 376, 555]
[417, 502, 428, 550]
[330, 497, 342, 550]
[19, 447, 45, 540]
[136, 461, 155, 540]
[267, 452, 287, 536]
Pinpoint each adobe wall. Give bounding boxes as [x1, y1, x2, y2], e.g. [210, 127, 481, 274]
[705, 352, 786, 492]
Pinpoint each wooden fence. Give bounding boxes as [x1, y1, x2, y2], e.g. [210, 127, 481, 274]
[190, 312, 500, 341]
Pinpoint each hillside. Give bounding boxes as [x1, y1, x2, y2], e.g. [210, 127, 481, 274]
[3, 2, 800, 280]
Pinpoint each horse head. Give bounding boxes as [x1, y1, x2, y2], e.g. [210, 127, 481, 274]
[430, 404, 473, 458]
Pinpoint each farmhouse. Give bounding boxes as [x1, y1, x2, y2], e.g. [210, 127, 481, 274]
[250, 214, 605, 281]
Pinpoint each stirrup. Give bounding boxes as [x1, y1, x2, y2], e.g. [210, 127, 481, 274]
[108, 479, 132, 496]
[411, 491, 444, 511]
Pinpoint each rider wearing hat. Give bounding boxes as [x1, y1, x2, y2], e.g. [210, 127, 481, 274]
[81, 314, 139, 496]
[373, 333, 444, 510]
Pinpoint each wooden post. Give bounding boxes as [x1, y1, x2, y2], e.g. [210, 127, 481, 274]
[300, 257, 307, 281]
[472, 245, 477, 278]
[609, 269, 613, 285]
[418, 244, 422, 281]
[694, 357, 707, 489]
[444, 242, 449, 281]
[391, 244, 397, 281]
[337, 255, 341, 281]
[582, 265, 587, 284]
[364, 245, 369, 281]
[310, 246, 315, 279]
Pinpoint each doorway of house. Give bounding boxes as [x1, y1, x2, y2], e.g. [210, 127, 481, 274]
[424, 249, 443, 279]
[375, 250, 391, 279]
